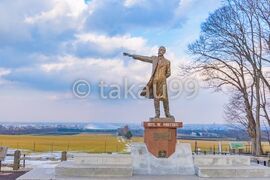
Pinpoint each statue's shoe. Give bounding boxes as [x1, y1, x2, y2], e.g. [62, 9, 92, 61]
[166, 115, 175, 120]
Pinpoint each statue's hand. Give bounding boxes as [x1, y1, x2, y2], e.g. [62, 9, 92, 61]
[123, 52, 132, 57]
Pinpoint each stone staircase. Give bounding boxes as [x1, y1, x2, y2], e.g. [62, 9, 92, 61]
[194, 155, 270, 178]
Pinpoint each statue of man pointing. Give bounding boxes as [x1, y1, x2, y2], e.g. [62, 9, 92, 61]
[123, 46, 174, 119]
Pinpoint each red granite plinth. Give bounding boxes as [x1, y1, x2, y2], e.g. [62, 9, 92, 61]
[144, 121, 183, 158]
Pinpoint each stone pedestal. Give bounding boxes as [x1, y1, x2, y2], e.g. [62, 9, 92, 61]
[144, 120, 182, 158]
[131, 143, 195, 175]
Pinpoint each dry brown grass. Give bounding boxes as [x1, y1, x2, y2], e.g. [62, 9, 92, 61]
[1, 134, 269, 154]
[0, 134, 126, 153]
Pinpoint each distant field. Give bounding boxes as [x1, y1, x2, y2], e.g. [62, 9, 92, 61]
[0, 134, 269, 154]
[0, 134, 126, 153]
[132, 137, 270, 154]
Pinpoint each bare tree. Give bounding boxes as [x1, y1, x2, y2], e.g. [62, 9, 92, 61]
[224, 92, 257, 154]
[184, 0, 270, 155]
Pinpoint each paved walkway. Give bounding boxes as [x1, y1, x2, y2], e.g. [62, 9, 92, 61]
[58, 177, 270, 180]
[17, 168, 270, 180]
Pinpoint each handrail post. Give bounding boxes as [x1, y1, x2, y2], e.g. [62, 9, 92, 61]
[61, 151, 67, 161]
[13, 150, 21, 170]
[23, 154, 26, 168]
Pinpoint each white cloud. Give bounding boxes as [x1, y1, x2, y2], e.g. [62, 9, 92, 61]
[0, 68, 11, 77]
[23, 0, 88, 35]
[73, 33, 147, 53]
[124, 0, 145, 7]
[40, 55, 150, 84]
[24, 0, 87, 23]
[24, 2, 68, 24]
[37, 46, 186, 92]
[0, 68, 13, 86]
[175, 0, 198, 17]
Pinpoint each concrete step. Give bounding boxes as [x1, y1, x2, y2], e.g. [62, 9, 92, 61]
[55, 154, 133, 177]
[55, 161, 133, 177]
[73, 153, 132, 165]
[195, 164, 270, 178]
[193, 155, 250, 166]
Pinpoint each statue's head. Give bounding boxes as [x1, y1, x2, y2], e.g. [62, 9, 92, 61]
[158, 46, 166, 56]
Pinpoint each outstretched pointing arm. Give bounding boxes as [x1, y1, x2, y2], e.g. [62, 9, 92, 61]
[123, 52, 153, 63]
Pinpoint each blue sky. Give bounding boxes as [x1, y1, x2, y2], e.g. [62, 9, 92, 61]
[0, 0, 227, 123]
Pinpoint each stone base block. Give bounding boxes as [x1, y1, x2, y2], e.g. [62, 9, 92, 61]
[195, 164, 270, 178]
[194, 155, 270, 178]
[73, 153, 132, 165]
[55, 154, 132, 178]
[55, 161, 132, 177]
[194, 155, 250, 166]
[131, 143, 195, 175]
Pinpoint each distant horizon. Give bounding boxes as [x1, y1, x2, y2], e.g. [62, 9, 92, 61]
[0, 121, 230, 125]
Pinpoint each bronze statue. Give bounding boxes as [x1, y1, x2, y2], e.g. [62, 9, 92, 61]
[123, 46, 174, 119]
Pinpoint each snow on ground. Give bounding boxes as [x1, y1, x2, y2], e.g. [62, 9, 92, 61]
[116, 136, 131, 152]
[125, 143, 131, 152]
[2, 149, 69, 169]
